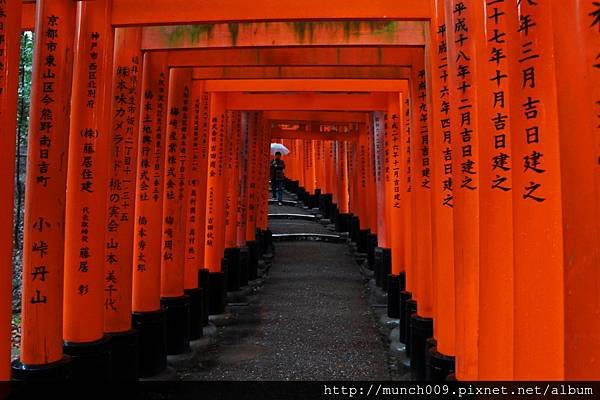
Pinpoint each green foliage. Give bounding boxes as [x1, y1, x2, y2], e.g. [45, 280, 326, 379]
[17, 32, 33, 147]
[12, 31, 34, 315]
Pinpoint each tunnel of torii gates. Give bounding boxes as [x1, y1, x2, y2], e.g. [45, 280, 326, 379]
[0, 0, 598, 383]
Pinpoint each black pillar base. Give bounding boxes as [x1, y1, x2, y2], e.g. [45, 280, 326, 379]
[11, 357, 72, 382]
[387, 274, 401, 318]
[263, 229, 273, 254]
[255, 228, 264, 259]
[335, 213, 351, 232]
[297, 186, 307, 203]
[224, 247, 241, 292]
[374, 247, 384, 287]
[410, 314, 434, 380]
[132, 309, 167, 377]
[331, 205, 339, 223]
[63, 336, 112, 381]
[198, 269, 210, 327]
[184, 288, 204, 340]
[107, 330, 139, 381]
[350, 215, 360, 242]
[313, 189, 322, 209]
[399, 291, 413, 344]
[247, 240, 259, 280]
[239, 245, 249, 287]
[399, 271, 406, 292]
[160, 295, 191, 356]
[404, 300, 418, 356]
[319, 193, 333, 218]
[208, 270, 227, 315]
[367, 233, 378, 269]
[380, 248, 391, 292]
[428, 346, 456, 381]
[357, 229, 371, 254]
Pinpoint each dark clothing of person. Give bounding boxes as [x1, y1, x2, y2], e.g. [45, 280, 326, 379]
[271, 159, 285, 182]
[270, 159, 285, 202]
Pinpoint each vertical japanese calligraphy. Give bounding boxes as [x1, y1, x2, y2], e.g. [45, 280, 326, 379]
[132, 52, 168, 313]
[427, 0, 457, 365]
[372, 112, 388, 247]
[160, 68, 192, 298]
[509, 0, 565, 379]
[204, 93, 227, 272]
[20, 0, 76, 366]
[63, 0, 113, 344]
[104, 28, 141, 333]
[477, 0, 515, 380]
[446, 0, 481, 380]
[387, 94, 404, 277]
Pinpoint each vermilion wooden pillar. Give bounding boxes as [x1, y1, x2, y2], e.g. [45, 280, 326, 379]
[0, 0, 21, 382]
[236, 112, 250, 287]
[386, 93, 406, 333]
[509, 0, 565, 380]
[446, 0, 482, 380]
[314, 139, 324, 193]
[224, 111, 243, 292]
[369, 112, 388, 248]
[347, 140, 360, 239]
[160, 68, 193, 356]
[475, 0, 515, 380]
[282, 138, 295, 182]
[372, 111, 391, 291]
[400, 93, 414, 297]
[426, 0, 456, 380]
[13, 0, 76, 381]
[62, 0, 114, 380]
[325, 140, 337, 214]
[103, 27, 142, 381]
[183, 79, 206, 340]
[398, 89, 417, 351]
[191, 81, 211, 325]
[295, 138, 304, 186]
[305, 140, 316, 197]
[257, 115, 271, 233]
[379, 101, 398, 318]
[552, 1, 600, 379]
[131, 52, 169, 378]
[297, 139, 306, 192]
[245, 112, 260, 281]
[365, 118, 378, 260]
[336, 141, 350, 215]
[356, 126, 371, 254]
[408, 49, 435, 379]
[204, 92, 228, 315]
[386, 94, 404, 279]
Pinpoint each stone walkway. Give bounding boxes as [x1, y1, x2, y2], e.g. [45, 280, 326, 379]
[182, 193, 391, 380]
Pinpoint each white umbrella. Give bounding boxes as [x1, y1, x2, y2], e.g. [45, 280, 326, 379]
[270, 142, 290, 155]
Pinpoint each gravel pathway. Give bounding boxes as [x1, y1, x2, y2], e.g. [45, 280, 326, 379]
[182, 199, 390, 381]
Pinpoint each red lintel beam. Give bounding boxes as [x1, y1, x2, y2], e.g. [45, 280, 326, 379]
[225, 92, 388, 111]
[266, 111, 367, 123]
[141, 21, 425, 50]
[192, 66, 412, 80]
[111, 0, 432, 26]
[270, 127, 359, 142]
[166, 47, 419, 67]
[203, 79, 408, 92]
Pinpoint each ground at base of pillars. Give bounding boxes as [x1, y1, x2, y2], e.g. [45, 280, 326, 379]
[178, 242, 390, 380]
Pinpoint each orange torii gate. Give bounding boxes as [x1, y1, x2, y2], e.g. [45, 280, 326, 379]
[1, 0, 598, 385]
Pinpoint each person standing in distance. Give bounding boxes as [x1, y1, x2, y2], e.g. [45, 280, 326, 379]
[270, 151, 286, 205]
